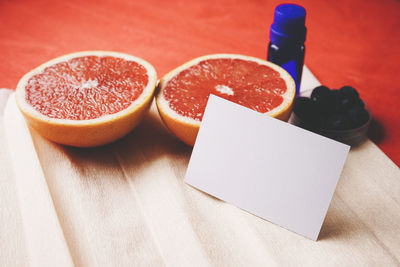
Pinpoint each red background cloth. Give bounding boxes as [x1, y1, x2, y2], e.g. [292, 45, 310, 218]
[1, 0, 399, 165]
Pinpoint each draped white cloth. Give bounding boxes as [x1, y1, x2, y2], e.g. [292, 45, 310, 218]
[1, 68, 399, 266]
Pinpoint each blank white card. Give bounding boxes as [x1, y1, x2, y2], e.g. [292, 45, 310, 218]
[185, 95, 349, 240]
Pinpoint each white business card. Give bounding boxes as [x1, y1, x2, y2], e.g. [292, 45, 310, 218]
[184, 95, 349, 240]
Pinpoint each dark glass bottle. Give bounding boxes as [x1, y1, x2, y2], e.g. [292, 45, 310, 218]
[267, 4, 307, 96]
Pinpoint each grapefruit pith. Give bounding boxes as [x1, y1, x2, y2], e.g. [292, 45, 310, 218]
[16, 51, 157, 147]
[156, 54, 295, 146]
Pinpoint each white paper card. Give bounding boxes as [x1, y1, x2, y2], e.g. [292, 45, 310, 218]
[184, 95, 350, 240]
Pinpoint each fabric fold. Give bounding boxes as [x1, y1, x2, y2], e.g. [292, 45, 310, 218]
[3, 93, 74, 267]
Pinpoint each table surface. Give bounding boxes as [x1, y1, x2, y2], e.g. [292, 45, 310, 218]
[0, 0, 399, 165]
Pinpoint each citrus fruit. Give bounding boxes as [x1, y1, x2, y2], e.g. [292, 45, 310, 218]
[16, 51, 157, 147]
[155, 54, 295, 146]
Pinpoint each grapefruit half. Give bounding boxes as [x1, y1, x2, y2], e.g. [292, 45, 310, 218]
[16, 51, 157, 147]
[156, 54, 295, 146]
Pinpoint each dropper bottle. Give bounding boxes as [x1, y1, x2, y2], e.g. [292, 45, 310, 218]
[267, 4, 307, 96]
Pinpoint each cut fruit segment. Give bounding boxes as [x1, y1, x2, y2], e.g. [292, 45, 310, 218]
[156, 54, 295, 146]
[16, 51, 157, 147]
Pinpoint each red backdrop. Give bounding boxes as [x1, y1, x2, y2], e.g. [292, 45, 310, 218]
[1, 0, 399, 165]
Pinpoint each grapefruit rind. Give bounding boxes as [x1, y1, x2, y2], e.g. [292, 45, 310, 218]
[156, 54, 295, 146]
[16, 51, 157, 147]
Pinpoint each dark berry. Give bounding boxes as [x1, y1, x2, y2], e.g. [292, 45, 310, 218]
[340, 86, 359, 99]
[311, 86, 330, 102]
[330, 89, 340, 104]
[335, 91, 355, 112]
[335, 86, 360, 111]
[311, 86, 335, 114]
[325, 113, 351, 130]
[293, 97, 321, 128]
[337, 94, 352, 111]
[327, 89, 340, 111]
[293, 97, 314, 119]
[354, 98, 365, 108]
[348, 107, 370, 128]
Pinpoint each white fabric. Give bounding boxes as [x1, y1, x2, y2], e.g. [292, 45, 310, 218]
[0, 66, 399, 266]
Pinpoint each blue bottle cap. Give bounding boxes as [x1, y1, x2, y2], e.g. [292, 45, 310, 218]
[270, 4, 307, 46]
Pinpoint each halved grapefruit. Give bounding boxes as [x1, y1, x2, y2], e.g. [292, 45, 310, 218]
[16, 51, 157, 147]
[156, 54, 295, 146]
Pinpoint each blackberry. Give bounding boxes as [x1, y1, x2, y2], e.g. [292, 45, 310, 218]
[311, 86, 330, 102]
[325, 113, 351, 130]
[348, 107, 370, 128]
[333, 86, 358, 112]
[293, 97, 321, 129]
[310, 86, 334, 114]
[340, 86, 359, 99]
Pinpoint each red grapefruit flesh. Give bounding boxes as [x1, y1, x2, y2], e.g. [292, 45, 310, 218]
[156, 54, 295, 146]
[16, 51, 157, 147]
[26, 56, 149, 120]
